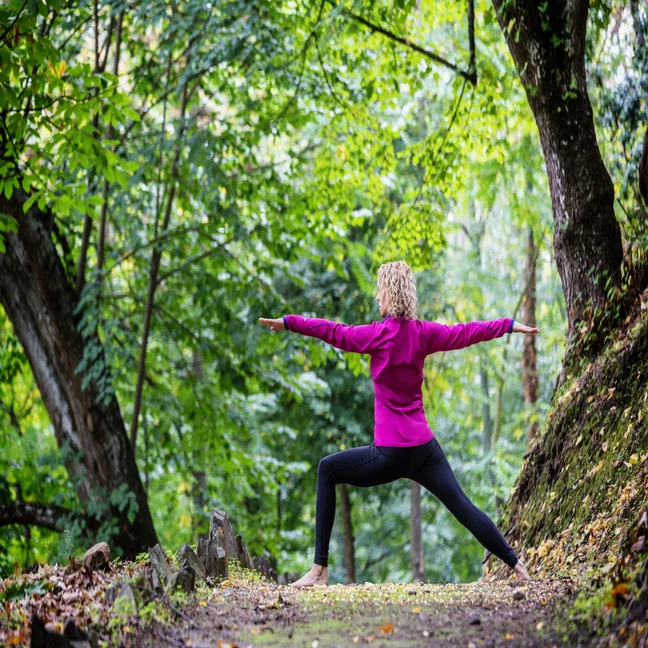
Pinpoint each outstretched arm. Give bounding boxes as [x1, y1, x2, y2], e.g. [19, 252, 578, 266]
[424, 317, 539, 355]
[259, 315, 381, 354]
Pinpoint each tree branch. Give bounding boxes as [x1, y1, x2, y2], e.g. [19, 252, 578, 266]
[327, 0, 477, 85]
[0, 501, 94, 532]
[467, 0, 476, 81]
[0, 0, 28, 49]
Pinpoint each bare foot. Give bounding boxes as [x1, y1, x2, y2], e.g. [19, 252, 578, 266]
[513, 560, 530, 581]
[290, 564, 328, 587]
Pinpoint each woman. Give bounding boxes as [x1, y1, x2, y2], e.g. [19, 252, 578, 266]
[259, 261, 537, 586]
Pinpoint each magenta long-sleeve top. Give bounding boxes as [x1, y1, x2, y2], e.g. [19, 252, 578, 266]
[282, 313, 514, 447]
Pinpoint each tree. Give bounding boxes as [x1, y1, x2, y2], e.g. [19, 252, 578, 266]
[0, 190, 158, 556]
[522, 227, 539, 449]
[490, 0, 624, 341]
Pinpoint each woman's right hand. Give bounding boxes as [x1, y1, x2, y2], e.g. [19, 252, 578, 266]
[512, 320, 539, 334]
[259, 317, 286, 331]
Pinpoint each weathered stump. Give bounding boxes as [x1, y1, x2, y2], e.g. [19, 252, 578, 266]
[177, 542, 206, 581]
[149, 544, 172, 592]
[209, 508, 238, 559]
[166, 567, 195, 595]
[252, 555, 277, 582]
[235, 534, 252, 569]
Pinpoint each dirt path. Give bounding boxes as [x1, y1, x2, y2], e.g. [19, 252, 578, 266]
[143, 576, 585, 647]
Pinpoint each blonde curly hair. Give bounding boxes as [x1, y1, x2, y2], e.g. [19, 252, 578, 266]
[377, 261, 418, 320]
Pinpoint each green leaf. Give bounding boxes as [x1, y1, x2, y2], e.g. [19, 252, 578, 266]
[23, 191, 41, 213]
[122, 106, 141, 122]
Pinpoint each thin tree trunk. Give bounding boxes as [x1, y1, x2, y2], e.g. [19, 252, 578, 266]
[96, 10, 125, 277]
[190, 348, 207, 529]
[0, 191, 158, 556]
[410, 481, 426, 583]
[130, 79, 191, 451]
[479, 359, 493, 452]
[338, 484, 356, 584]
[76, 0, 111, 297]
[490, 0, 623, 342]
[522, 227, 539, 448]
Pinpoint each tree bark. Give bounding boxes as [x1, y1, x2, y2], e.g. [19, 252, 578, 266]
[96, 10, 125, 277]
[0, 190, 158, 557]
[0, 501, 94, 533]
[640, 128, 648, 207]
[522, 227, 540, 448]
[410, 481, 426, 583]
[491, 0, 623, 339]
[338, 483, 356, 584]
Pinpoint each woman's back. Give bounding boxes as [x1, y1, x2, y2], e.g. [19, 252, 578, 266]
[283, 313, 514, 447]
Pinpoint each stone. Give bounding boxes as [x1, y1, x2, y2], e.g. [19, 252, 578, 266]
[105, 581, 140, 621]
[512, 590, 526, 601]
[235, 534, 252, 569]
[251, 555, 277, 582]
[196, 534, 208, 571]
[177, 543, 206, 581]
[469, 617, 481, 625]
[149, 544, 172, 592]
[105, 581, 120, 608]
[166, 567, 195, 595]
[64, 620, 99, 648]
[83, 542, 110, 571]
[205, 531, 228, 581]
[209, 508, 238, 559]
[277, 571, 300, 585]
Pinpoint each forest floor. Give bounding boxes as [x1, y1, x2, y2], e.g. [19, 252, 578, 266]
[138, 573, 590, 648]
[2, 561, 631, 647]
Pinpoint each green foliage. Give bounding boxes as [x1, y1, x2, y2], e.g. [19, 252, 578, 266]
[1, 0, 635, 589]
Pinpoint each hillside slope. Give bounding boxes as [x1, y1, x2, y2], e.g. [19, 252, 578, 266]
[485, 285, 648, 629]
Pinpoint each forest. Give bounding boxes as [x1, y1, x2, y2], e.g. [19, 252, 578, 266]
[0, 0, 647, 646]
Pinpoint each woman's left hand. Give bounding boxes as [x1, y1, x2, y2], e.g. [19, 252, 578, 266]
[259, 317, 286, 331]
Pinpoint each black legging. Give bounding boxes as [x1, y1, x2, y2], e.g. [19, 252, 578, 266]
[314, 436, 518, 569]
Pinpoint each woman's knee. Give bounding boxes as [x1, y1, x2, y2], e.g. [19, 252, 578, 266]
[318, 455, 336, 483]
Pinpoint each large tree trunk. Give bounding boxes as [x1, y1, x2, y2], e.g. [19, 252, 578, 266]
[410, 482, 426, 583]
[338, 484, 356, 584]
[0, 190, 158, 557]
[640, 128, 648, 207]
[491, 0, 623, 341]
[522, 227, 539, 448]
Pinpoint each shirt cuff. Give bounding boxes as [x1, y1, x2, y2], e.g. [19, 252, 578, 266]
[283, 315, 290, 331]
[509, 318, 514, 333]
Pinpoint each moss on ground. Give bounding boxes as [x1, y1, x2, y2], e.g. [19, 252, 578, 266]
[484, 290, 648, 641]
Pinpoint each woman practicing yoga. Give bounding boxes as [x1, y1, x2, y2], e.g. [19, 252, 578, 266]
[259, 261, 537, 586]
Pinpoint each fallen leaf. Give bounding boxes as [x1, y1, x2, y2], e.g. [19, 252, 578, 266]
[536, 621, 544, 630]
[199, 601, 207, 607]
[379, 622, 394, 634]
[352, 637, 360, 644]
[505, 633, 515, 639]
[411, 606, 421, 613]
